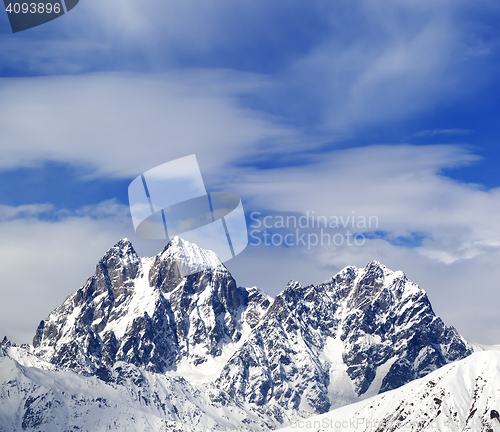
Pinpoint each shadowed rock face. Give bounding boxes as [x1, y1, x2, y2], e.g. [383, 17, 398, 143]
[32, 238, 271, 375]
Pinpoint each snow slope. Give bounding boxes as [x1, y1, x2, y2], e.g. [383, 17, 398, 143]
[277, 350, 500, 432]
[0, 345, 275, 432]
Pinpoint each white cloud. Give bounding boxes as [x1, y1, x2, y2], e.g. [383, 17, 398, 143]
[409, 129, 472, 138]
[0, 71, 302, 180]
[74, 199, 132, 220]
[0, 203, 54, 221]
[235, 145, 496, 261]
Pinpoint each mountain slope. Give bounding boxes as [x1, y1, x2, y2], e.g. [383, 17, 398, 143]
[277, 350, 500, 432]
[0, 345, 273, 432]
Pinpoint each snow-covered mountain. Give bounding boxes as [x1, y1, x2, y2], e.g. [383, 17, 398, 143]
[216, 261, 472, 416]
[32, 238, 271, 377]
[277, 350, 500, 432]
[0, 238, 483, 431]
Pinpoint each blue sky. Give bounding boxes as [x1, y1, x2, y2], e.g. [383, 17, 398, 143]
[1, 0, 500, 345]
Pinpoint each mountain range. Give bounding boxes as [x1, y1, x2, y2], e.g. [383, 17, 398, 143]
[0, 237, 491, 431]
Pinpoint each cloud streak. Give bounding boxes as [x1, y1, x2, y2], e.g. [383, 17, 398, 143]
[0, 71, 299, 179]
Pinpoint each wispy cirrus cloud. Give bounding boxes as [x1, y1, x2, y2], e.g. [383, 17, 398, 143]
[0, 203, 54, 221]
[259, 0, 500, 133]
[407, 129, 472, 139]
[0, 71, 301, 179]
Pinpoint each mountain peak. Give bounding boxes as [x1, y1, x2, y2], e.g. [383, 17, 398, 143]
[110, 238, 133, 250]
[116, 237, 132, 247]
[159, 236, 227, 277]
[362, 260, 408, 279]
[360, 260, 390, 275]
[33, 236, 252, 374]
[100, 238, 138, 263]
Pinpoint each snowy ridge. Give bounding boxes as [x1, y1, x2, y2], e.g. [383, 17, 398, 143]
[471, 342, 500, 352]
[0, 345, 274, 432]
[277, 350, 500, 432]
